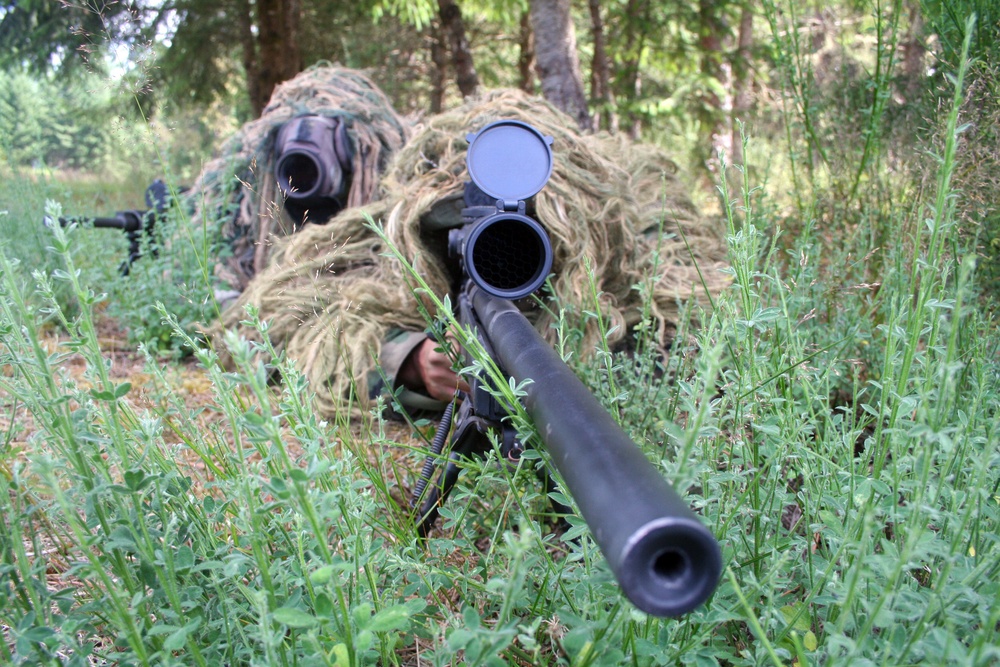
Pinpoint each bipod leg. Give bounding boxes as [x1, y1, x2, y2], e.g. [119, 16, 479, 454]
[412, 399, 495, 536]
[414, 450, 464, 537]
[143, 210, 161, 260]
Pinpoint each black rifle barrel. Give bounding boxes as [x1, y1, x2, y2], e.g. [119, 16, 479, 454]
[472, 287, 721, 616]
[56, 213, 143, 232]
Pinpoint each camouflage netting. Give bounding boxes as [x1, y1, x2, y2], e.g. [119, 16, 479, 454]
[184, 65, 410, 292]
[219, 89, 730, 417]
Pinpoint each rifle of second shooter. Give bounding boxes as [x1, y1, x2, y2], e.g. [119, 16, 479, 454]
[410, 120, 723, 618]
[44, 179, 174, 276]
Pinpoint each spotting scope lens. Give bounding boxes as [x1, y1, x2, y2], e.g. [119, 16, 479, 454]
[275, 151, 325, 199]
[273, 115, 350, 205]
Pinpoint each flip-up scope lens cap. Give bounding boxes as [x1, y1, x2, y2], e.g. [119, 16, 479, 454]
[466, 121, 554, 202]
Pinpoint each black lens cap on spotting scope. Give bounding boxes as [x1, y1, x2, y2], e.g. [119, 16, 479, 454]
[466, 120, 554, 204]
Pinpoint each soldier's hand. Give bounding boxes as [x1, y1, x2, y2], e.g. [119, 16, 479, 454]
[401, 337, 470, 402]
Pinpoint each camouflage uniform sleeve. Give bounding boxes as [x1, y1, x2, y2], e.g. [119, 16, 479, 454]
[369, 328, 449, 415]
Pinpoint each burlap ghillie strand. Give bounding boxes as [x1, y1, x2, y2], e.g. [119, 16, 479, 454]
[221, 89, 730, 417]
[185, 65, 409, 292]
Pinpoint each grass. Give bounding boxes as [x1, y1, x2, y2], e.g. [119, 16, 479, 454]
[0, 168, 143, 319]
[2, 13, 999, 667]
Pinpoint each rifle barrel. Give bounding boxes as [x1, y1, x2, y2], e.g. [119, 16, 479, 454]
[472, 287, 721, 616]
[56, 213, 143, 232]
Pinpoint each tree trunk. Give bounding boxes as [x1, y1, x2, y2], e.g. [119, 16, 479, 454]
[698, 0, 728, 160]
[588, 0, 616, 132]
[900, 2, 926, 102]
[252, 0, 303, 116]
[619, 0, 649, 138]
[530, 0, 591, 130]
[438, 0, 479, 98]
[518, 10, 536, 93]
[238, 0, 262, 117]
[429, 20, 449, 113]
[730, 3, 754, 165]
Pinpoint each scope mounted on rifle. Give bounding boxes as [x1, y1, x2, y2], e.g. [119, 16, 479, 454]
[448, 120, 554, 300]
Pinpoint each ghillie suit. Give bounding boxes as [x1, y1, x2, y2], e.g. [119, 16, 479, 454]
[185, 65, 410, 294]
[220, 90, 730, 417]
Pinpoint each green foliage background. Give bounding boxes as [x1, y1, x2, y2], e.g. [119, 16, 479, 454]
[0, 69, 118, 170]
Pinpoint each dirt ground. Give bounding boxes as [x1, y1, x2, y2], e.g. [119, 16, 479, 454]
[1, 309, 430, 503]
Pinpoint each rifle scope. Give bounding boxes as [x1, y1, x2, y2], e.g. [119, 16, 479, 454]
[450, 120, 555, 300]
[453, 211, 552, 300]
[274, 115, 352, 204]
